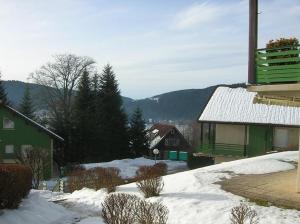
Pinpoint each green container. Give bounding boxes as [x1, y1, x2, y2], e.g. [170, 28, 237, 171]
[168, 151, 177, 160]
[179, 151, 188, 161]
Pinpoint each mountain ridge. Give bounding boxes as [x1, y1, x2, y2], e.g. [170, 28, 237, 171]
[4, 80, 245, 121]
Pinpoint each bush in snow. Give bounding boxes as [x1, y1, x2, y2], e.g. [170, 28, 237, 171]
[230, 202, 259, 224]
[136, 199, 169, 224]
[102, 193, 139, 224]
[153, 162, 168, 176]
[101, 193, 168, 224]
[67, 167, 123, 193]
[0, 164, 32, 209]
[93, 167, 123, 193]
[136, 165, 164, 198]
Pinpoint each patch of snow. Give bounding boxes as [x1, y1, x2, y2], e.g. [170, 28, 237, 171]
[69, 151, 300, 224]
[0, 190, 76, 224]
[2, 151, 299, 224]
[149, 97, 159, 103]
[82, 157, 187, 179]
[199, 87, 300, 126]
[149, 135, 162, 148]
[152, 129, 159, 134]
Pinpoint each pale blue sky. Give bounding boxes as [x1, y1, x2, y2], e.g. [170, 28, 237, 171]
[0, 0, 299, 98]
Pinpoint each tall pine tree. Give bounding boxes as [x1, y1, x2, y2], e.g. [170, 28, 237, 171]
[96, 64, 130, 161]
[0, 74, 10, 105]
[73, 70, 94, 162]
[19, 85, 35, 119]
[129, 107, 149, 157]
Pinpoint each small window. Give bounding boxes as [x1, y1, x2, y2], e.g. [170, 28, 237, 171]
[3, 117, 14, 129]
[5, 145, 14, 154]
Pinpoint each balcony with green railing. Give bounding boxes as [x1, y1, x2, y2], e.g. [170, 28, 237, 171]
[256, 45, 300, 84]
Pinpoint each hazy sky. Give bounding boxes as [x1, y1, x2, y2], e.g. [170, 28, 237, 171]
[0, 0, 299, 98]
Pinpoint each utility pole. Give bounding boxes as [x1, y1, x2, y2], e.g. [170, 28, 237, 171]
[248, 0, 258, 84]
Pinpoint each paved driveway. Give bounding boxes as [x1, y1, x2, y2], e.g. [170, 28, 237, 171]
[218, 169, 300, 210]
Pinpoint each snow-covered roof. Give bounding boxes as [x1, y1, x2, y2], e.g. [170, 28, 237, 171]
[198, 87, 300, 127]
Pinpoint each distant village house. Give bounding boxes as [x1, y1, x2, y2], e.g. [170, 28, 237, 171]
[148, 123, 191, 160]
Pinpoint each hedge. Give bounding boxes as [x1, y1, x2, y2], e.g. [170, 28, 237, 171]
[0, 164, 32, 209]
[187, 154, 215, 169]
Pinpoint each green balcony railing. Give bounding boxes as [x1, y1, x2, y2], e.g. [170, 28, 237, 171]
[256, 45, 300, 84]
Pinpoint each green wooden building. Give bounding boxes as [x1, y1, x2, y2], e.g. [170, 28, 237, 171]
[0, 103, 63, 179]
[197, 86, 300, 162]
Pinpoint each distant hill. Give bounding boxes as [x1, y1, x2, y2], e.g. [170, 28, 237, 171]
[123, 83, 246, 121]
[4, 80, 245, 121]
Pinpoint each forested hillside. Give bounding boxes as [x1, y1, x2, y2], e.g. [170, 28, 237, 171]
[4, 80, 245, 121]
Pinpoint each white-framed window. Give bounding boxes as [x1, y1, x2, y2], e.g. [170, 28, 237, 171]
[3, 117, 15, 129]
[5, 145, 14, 154]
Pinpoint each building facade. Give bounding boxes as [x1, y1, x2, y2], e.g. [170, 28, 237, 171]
[197, 87, 300, 161]
[0, 104, 63, 179]
[148, 123, 191, 160]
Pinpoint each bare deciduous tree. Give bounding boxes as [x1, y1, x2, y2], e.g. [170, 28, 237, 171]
[30, 54, 95, 163]
[16, 147, 49, 189]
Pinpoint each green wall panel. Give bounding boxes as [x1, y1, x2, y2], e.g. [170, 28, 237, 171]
[0, 107, 53, 179]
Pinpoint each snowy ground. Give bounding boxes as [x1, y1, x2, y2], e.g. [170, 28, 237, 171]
[82, 157, 188, 179]
[1, 151, 300, 224]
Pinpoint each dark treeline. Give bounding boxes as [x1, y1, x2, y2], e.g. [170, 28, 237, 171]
[1, 54, 149, 166]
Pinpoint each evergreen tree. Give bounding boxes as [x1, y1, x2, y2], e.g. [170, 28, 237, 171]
[73, 70, 93, 162]
[129, 107, 149, 157]
[96, 64, 130, 161]
[0, 73, 10, 105]
[19, 85, 35, 119]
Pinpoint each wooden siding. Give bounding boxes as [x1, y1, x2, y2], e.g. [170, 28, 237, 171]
[256, 45, 300, 84]
[0, 106, 53, 179]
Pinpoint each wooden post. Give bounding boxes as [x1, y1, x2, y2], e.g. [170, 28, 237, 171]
[248, 0, 258, 84]
[297, 129, 300, 193]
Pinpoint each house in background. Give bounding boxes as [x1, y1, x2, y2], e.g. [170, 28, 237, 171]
[148, 123, 191, 160]
[0, 102, 64, 179]
[197, 86, 300, 163]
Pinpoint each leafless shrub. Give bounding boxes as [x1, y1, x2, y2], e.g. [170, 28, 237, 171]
[136, 200, 169, 224]
[101, 193, 140, 224]
[101, 193, 169, 224]
[230, 203, 259, 224]
[153, 162, 168, 176]
[136, 165, 164, 198]
[16, 147, 49, 189]
[67, 167, 123, 192]
[96, 167, 123, 193]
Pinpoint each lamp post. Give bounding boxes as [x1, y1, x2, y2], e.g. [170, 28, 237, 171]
[153, 148, 159, 164]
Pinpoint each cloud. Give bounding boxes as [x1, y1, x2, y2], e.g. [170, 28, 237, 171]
[173, 2, 220, 30]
